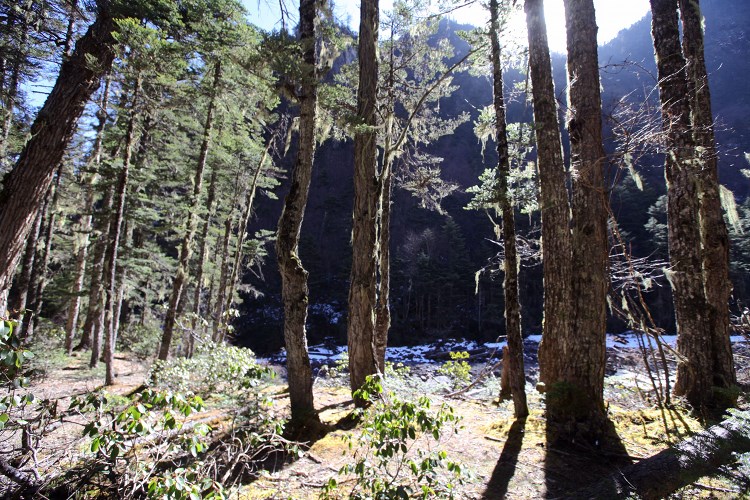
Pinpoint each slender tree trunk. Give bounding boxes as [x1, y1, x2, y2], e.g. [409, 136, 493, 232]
[374, 171, 392, 370]
[491, 0, 528, 419]
[158, 61, 221, 361]
[348, 0, 381, 401]
[213, 218, 232, 342]
[0, 3, 116, 299]
[550, 0, 609, 433]
[65, 77, 111, 354]
[678, 0, 736, 395]
[103, 74, 141, 385]
[188, 167, 218, 357]
[650, 0, 713, 413]
[9, 209, 43, 318]
[524, 0, 574, 388]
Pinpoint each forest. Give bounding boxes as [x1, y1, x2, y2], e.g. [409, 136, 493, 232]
[1, 0, 750, 498]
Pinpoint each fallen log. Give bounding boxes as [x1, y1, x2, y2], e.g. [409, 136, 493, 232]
[572, 414, 750, 499]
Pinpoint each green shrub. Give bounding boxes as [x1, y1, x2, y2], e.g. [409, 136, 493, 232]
[437, 351, 472, 389]
[148, 342, 274, 394]
[0, 318, 37, 432]
[323, 376, 469, 499]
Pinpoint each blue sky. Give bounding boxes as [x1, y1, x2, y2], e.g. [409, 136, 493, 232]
[243, 0, 651, 53]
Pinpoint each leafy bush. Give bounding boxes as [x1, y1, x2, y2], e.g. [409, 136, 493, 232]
[68, 388, 226, 498]
[437, 351, 472, 389]
[323, 376, 469, 499]
[0, 318, 38, 432]
[148, 342, 273, 393]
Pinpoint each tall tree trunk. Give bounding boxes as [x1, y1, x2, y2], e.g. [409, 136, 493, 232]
[275, 0, 320, 425]
[348, 0, 381, 401]
[650, 0, 713, 413]
[374, 171, 392, 370]
[523, 0, 574, 388]
[103, 74, 141, 385]
[491, 0, 528, 420]
[65, 77, 111, 354]
[550, 0, 609, 433]
[158, 61, 221, 361]
[9, 208, 43, 318]
[0, 3, 116, 303]
[678, 0, 736, 395]
[188, 167, 218, 357]
[213, 218, 232, 342]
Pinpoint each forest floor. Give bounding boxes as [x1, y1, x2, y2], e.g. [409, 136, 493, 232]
[13, 339, 750, 499]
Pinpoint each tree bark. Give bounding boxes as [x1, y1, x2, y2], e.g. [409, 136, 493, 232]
[18, 186, 53, 341]
[8, 209, 42, 318]
[158, 61, 221, 361]
[348, 0, 381, 402]
[276, 0, 320, 424]
[492, 0, 528, 420]
[650, 0, 714, 413]
[0, 2, 116, 299]
[573, 416, 750, 499]
[554, 0, 609, 433]
[678, 0, 736, 394]
[374, 171, 392, 370]
[25, 164, 65, 341]
[103, 74, 141, 385]
[523, 0, 574, 388]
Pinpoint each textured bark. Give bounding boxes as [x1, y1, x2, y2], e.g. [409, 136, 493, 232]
[159, 61, 221, 361]
[524, 0, 573, 387]
[65, 77, 111, 354]
[275, 0, 319, 423]
[556, 0, 609, 430]
[9, 209, 43, 318]
[374, 171, 392, 371]
[650, 0, 713, 411]
[18, 187, 52, 341]
[103, 75, 140, 385]
[678, 0, 736, 392]
[0, 3, 116, 297]
[348, 0, 381, 400]
[492, 0, 528, 419]
[188, 167, 218, 357]
[24, 164, 64, 341]
[573, 417, 750, 499]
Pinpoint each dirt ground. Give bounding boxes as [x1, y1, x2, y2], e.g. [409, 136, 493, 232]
[10, 341, 750, 499]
